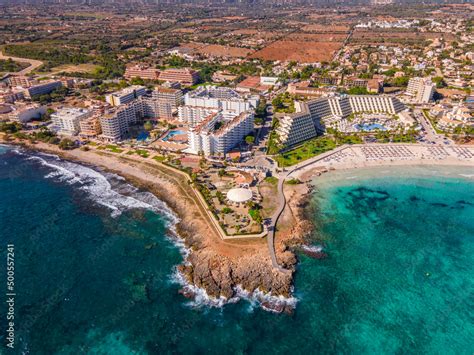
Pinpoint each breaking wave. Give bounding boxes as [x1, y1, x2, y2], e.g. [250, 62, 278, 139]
[171, 269, 297, 313]
[16, 149, 179, 224]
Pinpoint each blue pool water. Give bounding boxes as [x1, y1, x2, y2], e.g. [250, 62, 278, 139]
[162, 130, 186, 141]
[354, 123, 387, 131]
[136, 131, 149, 141]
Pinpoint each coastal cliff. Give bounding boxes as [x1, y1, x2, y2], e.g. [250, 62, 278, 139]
[2, 139, 308, 311]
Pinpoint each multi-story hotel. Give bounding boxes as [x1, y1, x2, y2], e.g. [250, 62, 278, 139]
[99, 101, 143, 142]
[79, 116, 102, 138]
[124, 64, 161, 81]
[51, 107, 92, 136]
[105, 85, 146, 107]
[24, 80, 63, 98]
[179, 86, 259, 126]
[98, 86, 183, 141]
[145, 87, 183, 120]
[178, 106, 218, 126]
[277, 95, 406, 147]
[158, 68, 200, 86]
[187, 111, 254, 156]
[406, 77, 436, 103]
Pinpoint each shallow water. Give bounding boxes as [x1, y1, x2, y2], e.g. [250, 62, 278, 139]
[0, 146, 472, 354]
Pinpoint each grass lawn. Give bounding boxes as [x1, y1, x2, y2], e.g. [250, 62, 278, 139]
[105, 145, 123, 153]
[264, 176, 278, 185]
[135, 149, 149, 158]
[276, 137, 337, 167]
[153, 155, 166, 162]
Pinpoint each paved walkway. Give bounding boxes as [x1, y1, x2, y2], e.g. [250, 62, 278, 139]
[267, 145, 349, 271]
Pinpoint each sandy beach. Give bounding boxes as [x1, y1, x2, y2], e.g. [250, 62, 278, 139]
[292, 144, 474, 181]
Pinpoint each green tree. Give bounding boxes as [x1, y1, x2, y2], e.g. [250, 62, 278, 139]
[58, 138, 76, 150]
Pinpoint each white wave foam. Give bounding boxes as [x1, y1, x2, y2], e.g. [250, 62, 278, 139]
[171, 269, 238, 308]
[301, 244, 324, 253]
[171, 269, 297, 312]
[21, 152, 179, 223]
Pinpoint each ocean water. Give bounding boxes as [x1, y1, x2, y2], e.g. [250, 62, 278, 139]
[0, 145, 473, 354]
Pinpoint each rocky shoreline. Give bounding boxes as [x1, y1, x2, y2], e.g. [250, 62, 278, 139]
[1, 139, 310, 312]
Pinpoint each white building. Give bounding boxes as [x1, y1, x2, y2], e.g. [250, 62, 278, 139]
[187, 111, 254, 156]
[260, 77, 279, 86]
[105, 85, 146, 107]
[277, 95, 406, 146]
[179, 86, 259, 126]
[144, 87, 183, 119]
[99, 101, 145, 142]
[51, 107, 92, 136]
[406, 77, 436, 104]
[0, 103, 46, 123]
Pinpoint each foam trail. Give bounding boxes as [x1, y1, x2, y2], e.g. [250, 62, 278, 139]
[171, 269, 297, 312]
[18, 150, 179, 223]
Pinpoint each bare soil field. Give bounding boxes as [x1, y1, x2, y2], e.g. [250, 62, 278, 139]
[198, 44, 253, 58]
[249, 40, 341, 63]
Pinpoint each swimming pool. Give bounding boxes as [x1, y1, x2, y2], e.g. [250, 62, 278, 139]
[162, 130, 186, 141]
[354, 123, 387, 131]
[136, 131, 150, 141]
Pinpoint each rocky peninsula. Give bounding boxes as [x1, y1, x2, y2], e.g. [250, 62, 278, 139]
[1, 138, 313, 311]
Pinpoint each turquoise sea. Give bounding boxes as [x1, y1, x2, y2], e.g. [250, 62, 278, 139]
[0, 145, 473, 354]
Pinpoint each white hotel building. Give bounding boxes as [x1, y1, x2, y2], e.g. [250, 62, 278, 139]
[105, 86, 146, 107]
[187, 111, 254, 156]
[52, 107, 92, 136]
[179, 86, 259, 126]
[99, 101, 145, 142]
[406, 77, 436, 104]
[277, 95, 406, 147]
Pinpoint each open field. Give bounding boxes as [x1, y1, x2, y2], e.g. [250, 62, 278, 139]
[198, 44, 253, 58]
[249, 40, 341, 63]
[51, 63, 101, 74]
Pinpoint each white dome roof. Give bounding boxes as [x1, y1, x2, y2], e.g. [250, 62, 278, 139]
[226, 188, 253, 203]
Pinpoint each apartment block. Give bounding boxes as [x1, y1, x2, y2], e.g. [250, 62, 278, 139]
[51, 107, 92, 136]
[187, 111, 254, 156]
[24, 81, 63, 98]
[0, 103, 46, 123]
[159, 68, 200, 86]
[79, 116, 102, 138]
[179, 86, 259, 125]
[124, 65, 161, 81]
[99, 101, 145, 142]
[406, 77, 436, 103]
[105, 85, 146, 107]
[146, 87, 183, 119]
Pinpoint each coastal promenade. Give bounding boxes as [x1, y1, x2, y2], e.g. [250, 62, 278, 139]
[267, 145, 350, 271]
[267, 143, 474, 270]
